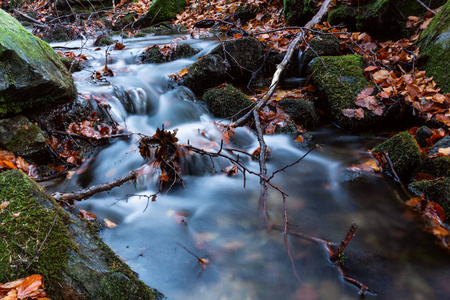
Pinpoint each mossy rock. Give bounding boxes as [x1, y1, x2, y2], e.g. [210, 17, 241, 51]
[136, 0, 186, 27]
[113, 12, 137, 31]
[372, 131, 422, 181]
[203, 84, 253, 120]
[134, 32, 147, 38]
[170, 43, 199, 60]
[138, 46, 166, 63]
[0, 115, 53, 164]
[60, 56, 84, 73]
[278, 98, 320, 129]
[0, 170, 163, 299]
[234, 4, 259, 23]
[0, 9, 77, 117]
[420, 157, 450, 178]
[427, 136, 450, 157]
[179, 54, 226, 95]
[303, 35, 340, 67]
[355, 0, 446, 41]
[409, 177, 450, 220]
[93, 35, 115, 46]
[307, 55, 379, 130]
[328, 4, 358, 30]
[42, 25, 73, 43]
[283, 0, 318, 26]
[418, 0, 450, 93]
[210, 37, 263, 81]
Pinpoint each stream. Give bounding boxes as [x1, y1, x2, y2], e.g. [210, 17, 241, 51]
[51, 33, 450, 300]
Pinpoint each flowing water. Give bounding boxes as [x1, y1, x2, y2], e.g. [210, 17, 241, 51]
[51, 34, 450, 300]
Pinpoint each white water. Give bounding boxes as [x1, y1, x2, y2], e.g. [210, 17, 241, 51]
[52, 34, 450, 300]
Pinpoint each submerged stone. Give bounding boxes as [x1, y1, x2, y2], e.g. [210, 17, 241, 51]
[202, 84, 253, 120]
[0, 9, 77, 117]
[372, 131, 422, 181]
[0, 170, 163, 299]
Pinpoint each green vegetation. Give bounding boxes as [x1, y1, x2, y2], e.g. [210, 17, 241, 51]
[278, 98, 320, 129]
[142, 0, 186, 25]
[409, 177, 450, 219]
[203, 84, 253, 120]
[373, 131, 422, 180]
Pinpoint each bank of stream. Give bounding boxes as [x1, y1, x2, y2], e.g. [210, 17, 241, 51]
[49, 33, 450, 299]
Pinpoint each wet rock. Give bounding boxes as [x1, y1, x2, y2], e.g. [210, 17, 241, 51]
[234, 3, 259, 23]
[283, 0, 317, 26]
[0, 9, 77, 117]
[427, 135, 450, 157]
[41, 24, 74, 43]
[278, 98, 320, 129]
[307, 55, 382, 130]
[178, 54, 226, 95]
[135, 0, 186, 28]
[0, 169, 163, 299]
[139, 43, 199, 64]
[60, 56, 84, 73]
[409, 177, 450, 220]
[415, 126, 432, 148]
[338, 169, 372, 188]
[303, 35, 340, 67]
[112, 12, 137, 31]
[210, 37, 263, 81]
[417, 0, 450, 93]
[202, 84, 253, 120]
[327, 4, 358, 30]
[93, 34, 114, 46]
[355, 0, 446, 41]
[420, 157, 450, 178]
[372, 131, 422, 181]
[0, 115, 53, 165]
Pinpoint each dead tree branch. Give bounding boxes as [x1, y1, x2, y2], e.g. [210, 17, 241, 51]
[52, 170, 138, 202]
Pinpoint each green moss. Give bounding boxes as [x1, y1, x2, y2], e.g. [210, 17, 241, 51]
[303, 35, 340, 66]
[180, 54, 226, 94]
[373, 131, 422, 180]
[0, 170, 72, 293]
[138, 46, 166, 63]
[134, 32, 147, 38]
[278, 98, 320, 129]
[283, 0, 316, 26]
[170, 43, 199, 60]
[328, 4, 357, 29]
[94, 35, 114, 46]
[203, 84, 253, 120]
[143, 0, 186, 25]
[418, 1, 450, 93]
[308, 55, 373, 129]
[5, 123, 43, 153]
[409, 177, 450, 219]
[420, 157, 450, 178]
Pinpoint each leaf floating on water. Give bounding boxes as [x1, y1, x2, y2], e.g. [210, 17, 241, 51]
[221, 164, 239, 176]
[79, 209, 98, 221]
[104, 218, 117, 228]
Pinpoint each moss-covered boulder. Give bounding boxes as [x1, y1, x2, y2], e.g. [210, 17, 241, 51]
[283, 0, 318, 26]
[372, 131, 422, 181]
[210, 37, 263, 81]
[135, 0, 186, 28]
[93, 35, 115, 46]
[307, 55, 381, 130]
[0, 170, 163, 299]
[202, 84, 253, 120]
[0, 115, 53, 164]
[354, 0, 445, 41]
[0, 9, 77, 117]
[139, 43, 199, 64]
[420, 157, 450, 178]
[328, 4, 358, 30]
[409, 177, 450, 220]
[278, 98, 320, 129]
[303, 35, 340, 67]
[418, 0, 450, 93]
[113, 12, 137, 31]
[178, 54, 226, 95]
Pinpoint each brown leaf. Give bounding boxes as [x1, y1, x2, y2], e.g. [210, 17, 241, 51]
[17, 274, 44, 299]
[104, 218, 117, 228]
[221, 164, 239, 176]
[79, 209, 98, 221]
[372, 69, 390, 83]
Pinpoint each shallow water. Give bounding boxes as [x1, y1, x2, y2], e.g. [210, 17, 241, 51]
[52, 34, 450, 300]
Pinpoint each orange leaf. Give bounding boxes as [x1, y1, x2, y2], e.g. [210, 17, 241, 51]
[17, 274, 43, 299]
[179, 68, 189, 77]
[104, 218, 117, 228]
[79, 209, 98, 221]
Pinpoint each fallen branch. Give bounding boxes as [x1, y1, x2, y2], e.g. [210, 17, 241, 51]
[52, 170, 138, 202]
[230, 0, 333, 127]
[13, 9, 50, 28]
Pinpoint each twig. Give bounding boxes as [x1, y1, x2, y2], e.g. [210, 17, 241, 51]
[51, 130, 131, 140]
[413, 0, 437, 14]
[27, 214, 58, 269]
[253, 109, 268, 227]
[382, 152, 411, 197]
[13, 9, 49, 28]
[52, 170, 138, 201]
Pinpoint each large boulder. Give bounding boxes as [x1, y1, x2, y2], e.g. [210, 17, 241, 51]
[418, 1, 450, 93]
[0, 9, 77, 117]
[135, 0, 186, 28]
[307, 55, 383, 130]
[283, 0, 318, 26]
[202, 84, 253, 120]
[0, 169, 163, 299]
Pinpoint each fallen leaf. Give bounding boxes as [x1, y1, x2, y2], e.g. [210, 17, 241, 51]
[79, 209, 98, 221]
[104, 218, 117, 228]
[17, 274, 44, 299]
[221, 164, 239, 176]
[0, 201, 10, 210]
